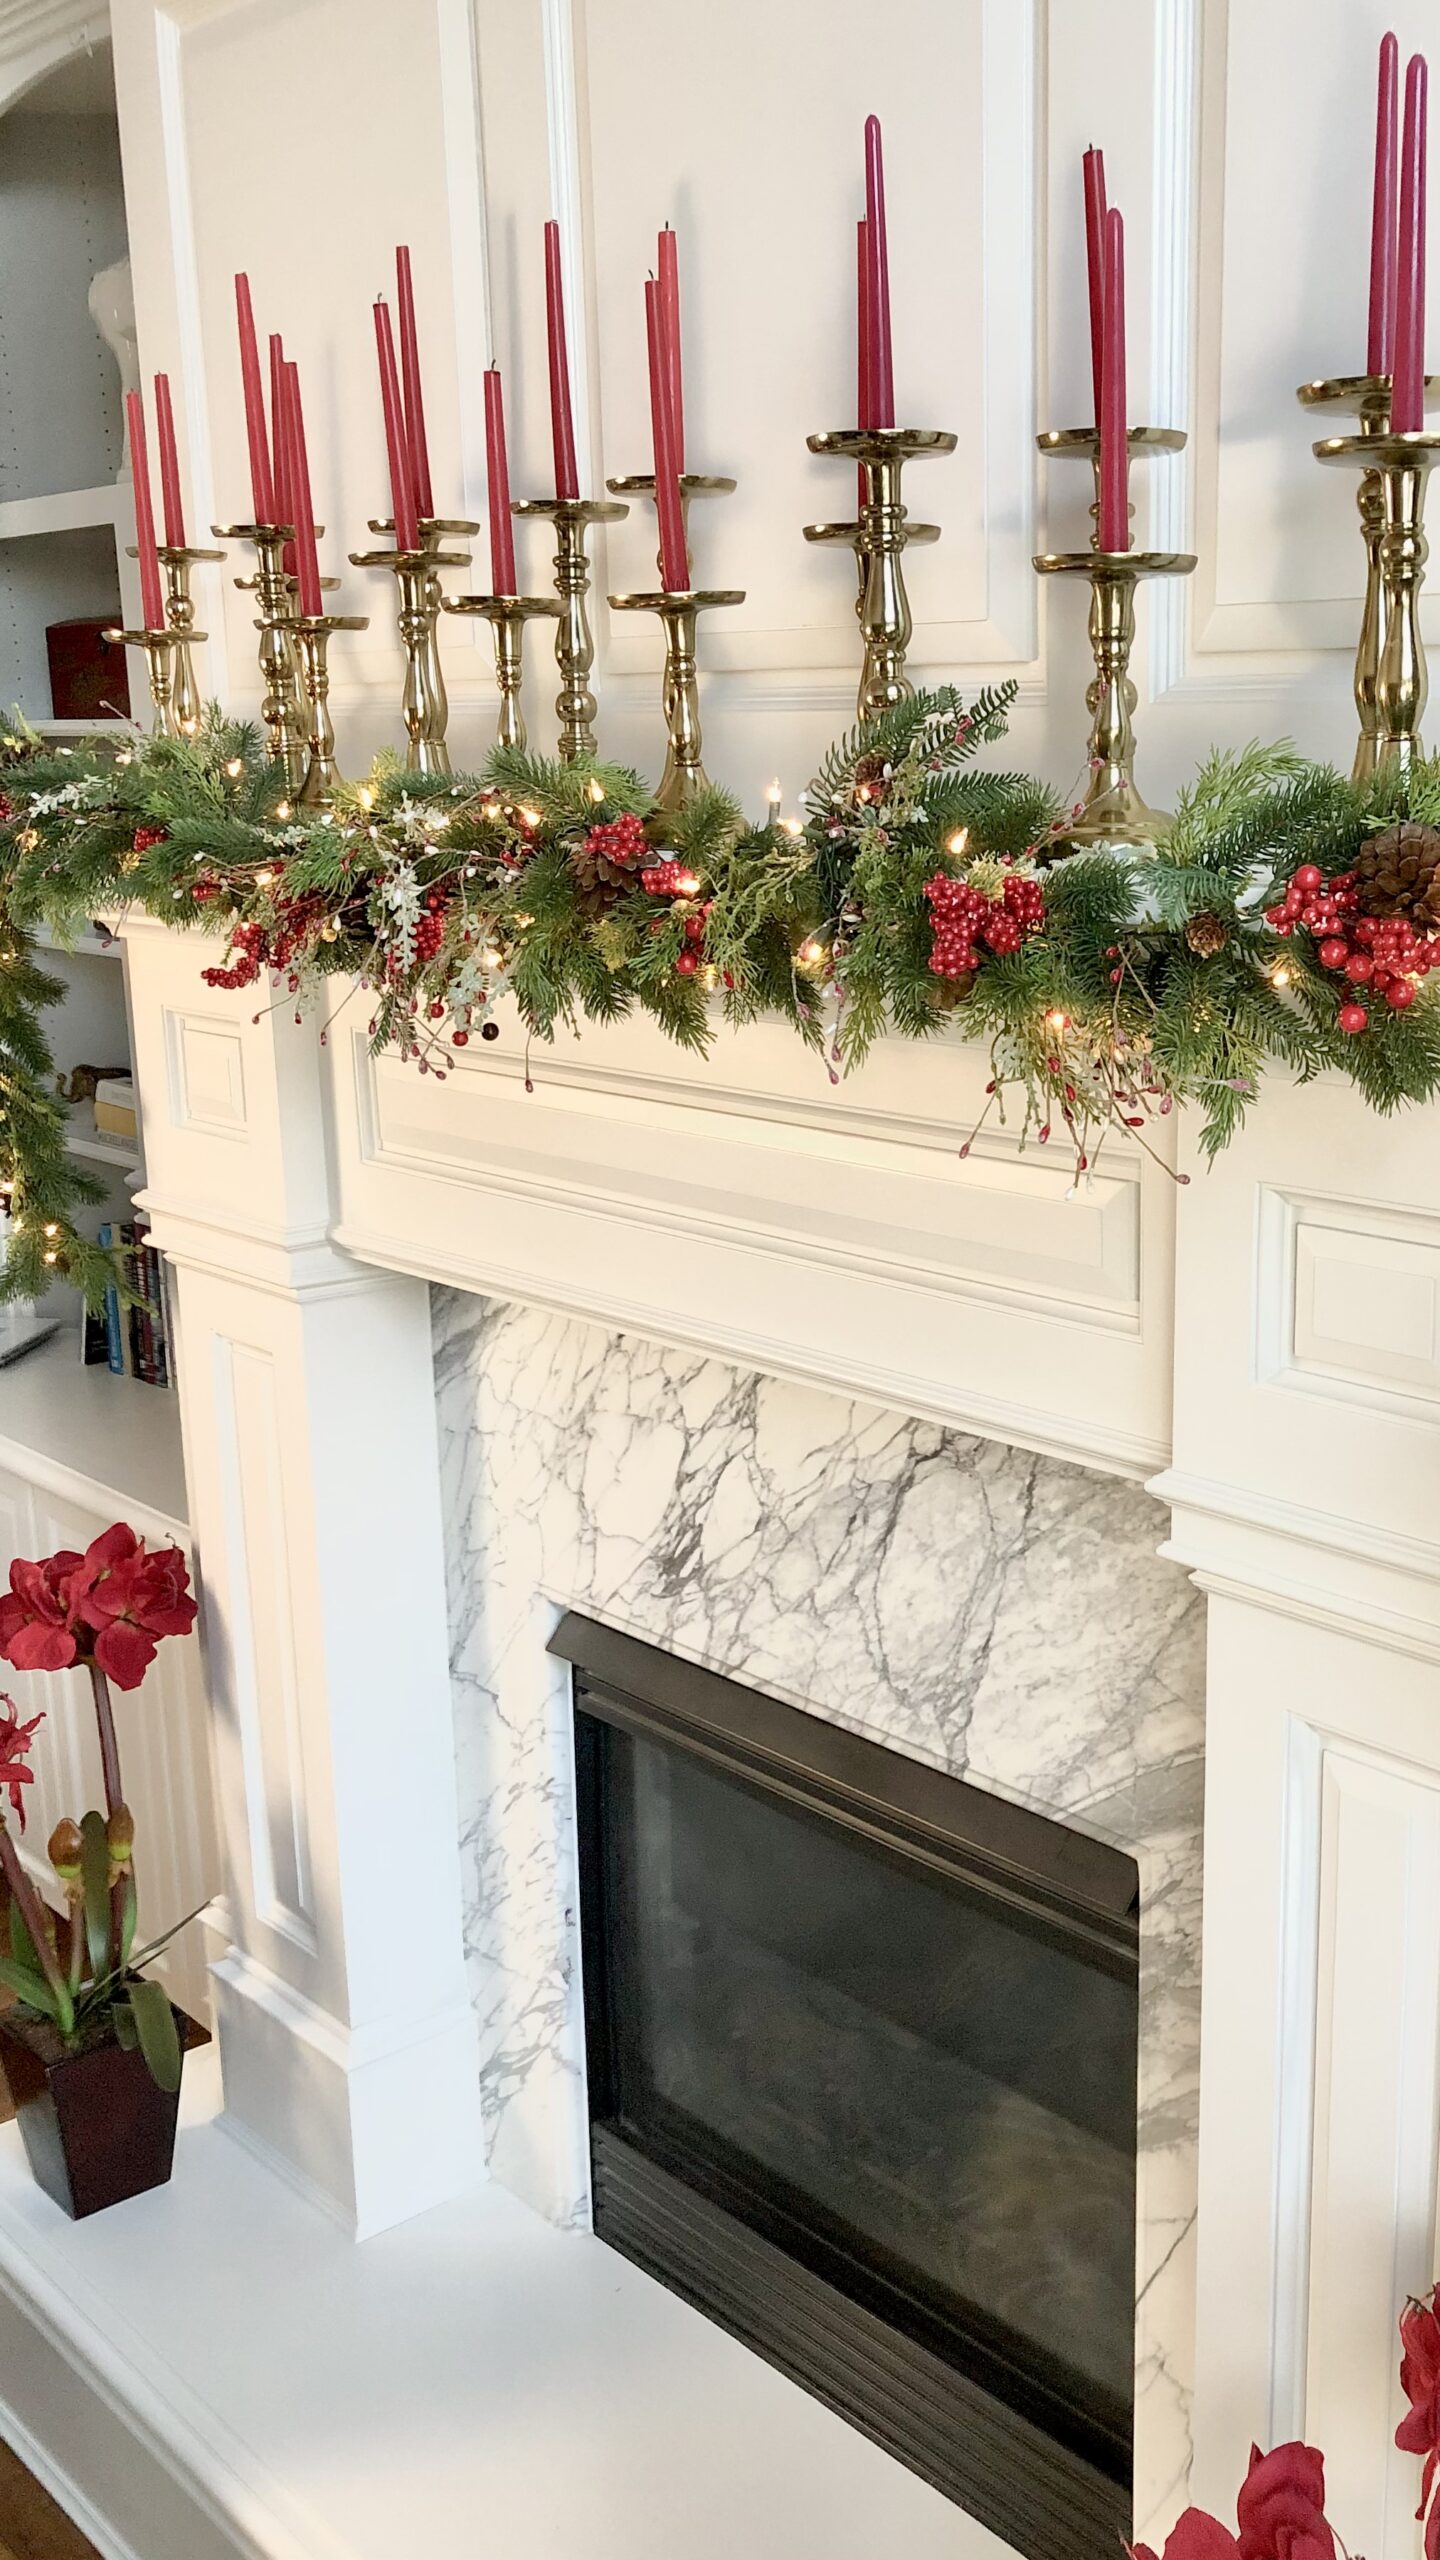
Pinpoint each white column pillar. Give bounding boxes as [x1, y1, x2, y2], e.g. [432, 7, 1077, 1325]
[122, 919, 478, 2236]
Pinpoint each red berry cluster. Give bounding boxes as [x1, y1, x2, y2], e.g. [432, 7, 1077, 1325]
[202, 920, 267, 990]
[674, 899, 713, 976]
[0, 794, 12, 826]
[583, 812, 649, 869]
[1265, 862, 1438, 1033]
[132, 823, 168, 854]
[413, 887, 450, 966]
[923, 871, 1046, 979]
[640, 859, 700, 896]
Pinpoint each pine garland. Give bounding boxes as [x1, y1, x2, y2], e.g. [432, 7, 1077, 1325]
[3, 690, 1439, 1303]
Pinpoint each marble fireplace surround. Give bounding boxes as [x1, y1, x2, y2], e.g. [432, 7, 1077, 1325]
[433, 1290, 1206, 2542]
[34, 917, 1435, 2560]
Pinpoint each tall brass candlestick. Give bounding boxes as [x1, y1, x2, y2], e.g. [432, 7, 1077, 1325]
[1302, 378, 1438, 778]
[129, 542, 222, 736]
[1032, 551, 1195, 846]
[441, 594, 561, 751]
[1315, 428, 1440, 771]
[214, 521, 308, 788]
[368, 515, 476, 773]
[607, 588, 743, 811]
[512, 496, 628, 758]
[351, 542, 468, 773]
[293, 613, 368, 807]
[102, 626, 182, 738]
[805, 428, 955, 717]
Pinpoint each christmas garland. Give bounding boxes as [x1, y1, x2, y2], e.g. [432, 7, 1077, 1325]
[4, 687, 1440, 1304]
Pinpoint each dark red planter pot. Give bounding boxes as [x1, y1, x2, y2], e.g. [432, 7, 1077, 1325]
[0, 2012, 182, 2219]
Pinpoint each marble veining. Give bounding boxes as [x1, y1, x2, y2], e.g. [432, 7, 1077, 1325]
[432, 1288, 1205, 2544]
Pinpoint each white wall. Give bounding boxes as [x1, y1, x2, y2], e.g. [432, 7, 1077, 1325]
[107, 0, 1422, 810]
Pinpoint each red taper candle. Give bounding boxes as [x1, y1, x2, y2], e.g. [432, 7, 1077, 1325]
[234, 274, 274, 524]
[125, 390, 165, 631]
[1083, 147, 1108, 427]
[283, 362, 324, 619]
[645, 279, 689, 592]
[545, 220, 580, 501]
[373, 299, 419, 553]
[864, 116, 894, 428]
[1369, 35, 1400, 377]
[395, 246, 434, 521]
[1098, 207, 1130, 552]
[857, 217, 871, 514]
[484, 366, 517, 594]
[269, 332, 295, 574]
[1393, 52, 1429, 433]
[657, 225, 685, 475]
[153, 372, 185, 549]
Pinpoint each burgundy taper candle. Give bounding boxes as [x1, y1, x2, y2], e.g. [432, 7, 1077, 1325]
[857, 216, 872, 514]
[283, 362, 324, 620]
[125, 391, 165, 631]
[657, 225, 685, 475]
[483, 366, 517, 594]
[1083, 147, 1108, 427]
[373, 299, 420, 553]
[1393, 52, 1429, 433]
[395, 246, 434, 521]
[645, 279, 689, 592]
[1098, 207, 1130, 551]
[153, 372, 185, 550]
[545, 220, 580, 501]
[234, 274, 274, 524]
[269, 332, 296, 574]
[1369, 35, 1400, 376]
[864, 116, 894, 428]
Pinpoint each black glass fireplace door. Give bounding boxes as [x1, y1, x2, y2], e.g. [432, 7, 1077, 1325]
[557, 1616, 1139, 2560]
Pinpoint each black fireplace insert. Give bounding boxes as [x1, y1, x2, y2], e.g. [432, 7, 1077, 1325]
[554, 1615, 1139, 2560]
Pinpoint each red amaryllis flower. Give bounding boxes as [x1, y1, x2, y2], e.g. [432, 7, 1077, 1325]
[1398, 2288, 1440, 2558]
[0, 1699, 44, 1828]
[70, 1522, 198, 1690]
[1235, 2442, 1335, 2560]
[0, 1550, 83, 1673]
[1132, 2509, 1243, 2560]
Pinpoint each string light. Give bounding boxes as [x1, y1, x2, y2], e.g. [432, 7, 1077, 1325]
[225, 757, 243, 778]
[273, 802, 291, 822]
[797, 937, 826, 969]
[358, 785, 376, 811]
[1269, 964, 1292, 987]
[255, 869, 275, 888]
[947, 828, 970, 857]
[781, 817, 804, 838]
[587, 778, 605, 804]
[1046, 1009, 1070, 1032]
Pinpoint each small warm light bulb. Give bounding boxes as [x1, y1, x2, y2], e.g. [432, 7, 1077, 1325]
[225, 757, 243, 778]
[481, 946, 503, 970]
[781, 817, 803, 837]
[947, 828, 970, 857]
[43, 1250, 57, 1267]
[518, 805, 541, 829]
[358, 785, 376, 811]
[1046, 1009, 1070, 1032]
[797, 938, 826, 968]
[255, 868, 275, 888]
[43, 1222, 58, 1238]
[676, 872, 700, 897]
[274, 802, 291, 822]
[1271, 964, 1291, 987]
[587, 777, 605, 804]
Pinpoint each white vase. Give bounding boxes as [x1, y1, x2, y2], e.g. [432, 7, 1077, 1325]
[89, 255, 140, 472]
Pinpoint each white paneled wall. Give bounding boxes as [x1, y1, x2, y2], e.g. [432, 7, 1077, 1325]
[107, 0, 1432, 806]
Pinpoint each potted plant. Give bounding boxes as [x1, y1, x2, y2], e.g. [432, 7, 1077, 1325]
[0, 1521, 201, 2218]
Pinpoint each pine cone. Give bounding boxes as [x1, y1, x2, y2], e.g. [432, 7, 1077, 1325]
[852, 751, 891, 799]
[1355, 821, 1440, 925]
[1185, 909, 1229, 958]
[568, 812, 649, 916]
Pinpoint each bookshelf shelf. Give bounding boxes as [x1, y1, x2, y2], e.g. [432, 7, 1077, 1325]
[65, 1100, 140, 1172]
[0, 1328, 186, 1533]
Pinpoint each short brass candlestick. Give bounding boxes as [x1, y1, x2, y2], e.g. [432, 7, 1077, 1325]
[367, 516, 476, 774]
[607, 587, 743, 811]
[214, 521, 308, 788]
[1303, 378, 1439, 778]
[513, 496, 628, 758]
[441, 594, 561, 751]
[292, 613, 368, 808]
[127, 543, 222, 736]
[805, 429, 956, 717]
[101, 626, 182, 738]
[1035, 425, 1186, 545]
[351, 542, 469, 774]
[1032, 550, 1196, 846]
[607, 471, 736, 588]
[1314, 427, 1440, 772]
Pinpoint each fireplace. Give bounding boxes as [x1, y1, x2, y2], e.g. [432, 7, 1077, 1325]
[556, 1614, 1140, 2560]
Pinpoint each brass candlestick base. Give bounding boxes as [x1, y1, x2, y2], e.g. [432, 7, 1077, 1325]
[368, 517, 476, 774]
[607, 587, 744, 810]
[1032, 550, 1196, 847]
[293, 614, 368, 808]
[513, 496, 628, 759]
[441, 594, 561, 751]
[214, 520, 309, 787]
[101, 626, 182, 738]
[805, 428, 956, 718]
[127, 543, 222, 735]
[1035, 425, 1186, 554]
[1315, 430, 1440, 773]
[1303, 381, 1440, 779]
[352, 542, 469, 774]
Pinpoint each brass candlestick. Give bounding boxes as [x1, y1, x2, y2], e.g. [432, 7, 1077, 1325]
[806, 428, 955, 717]
[1033, 551, 1195, 846]
[126, 543, 222, 735]
[1314, 427, 1440, 772]
[441, 594, 561, 751]
[351, 542, 469, 773]
[214, 521, 309, 788]
[513, 496, 628, 758]
[1035, 424, 1186, 543]
[293, 613, 368, 808]
[607, 588, 743, 810]
[101, 626, 182, 737]
[367, 516, 476, 774]
[1303, 377, 1438, 778]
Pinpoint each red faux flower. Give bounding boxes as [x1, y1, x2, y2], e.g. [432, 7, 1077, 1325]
[0, 1523, 197, 1692]
[0, 1550, 83, 1672]
[1132, 2509, 1242, 2560]
[1398, 2288, 1440, 2558]
[1132, 2446, 1333, 2560]
[0, 1698, 44, 1829]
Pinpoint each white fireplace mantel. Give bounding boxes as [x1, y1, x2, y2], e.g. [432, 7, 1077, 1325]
[10, 911, 1436, 2560]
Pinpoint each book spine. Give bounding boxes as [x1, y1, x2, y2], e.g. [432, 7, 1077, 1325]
[98, 1224, 125, 1376]
[146, 1241, 170, 1388]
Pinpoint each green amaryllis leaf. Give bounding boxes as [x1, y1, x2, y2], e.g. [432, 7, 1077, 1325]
[119, 1872, 137, 1970]
[127, 1978, 182, 2094]
[7, 1895, 39, 1975]
[111, 1999, 138, 2052]
[79, 1810, 111, 1979]
[0, 1951, 60, 2023]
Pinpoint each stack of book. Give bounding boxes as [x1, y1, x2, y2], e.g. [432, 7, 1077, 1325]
[81, 1222, 171, 1388]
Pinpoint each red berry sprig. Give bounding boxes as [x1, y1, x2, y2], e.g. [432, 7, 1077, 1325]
[413, 887, 450, 966]
[923, 870, 1046, 980]
[132, 823, 168, 853]
[583, 812, 649, 869]
[1265, 862, 1439, 1033]
[640, 858, 702, 897]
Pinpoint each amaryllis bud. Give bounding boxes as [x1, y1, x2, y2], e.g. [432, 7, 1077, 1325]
[48, 1817, 83, 1887]
[106, 1802, 135, 1872]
